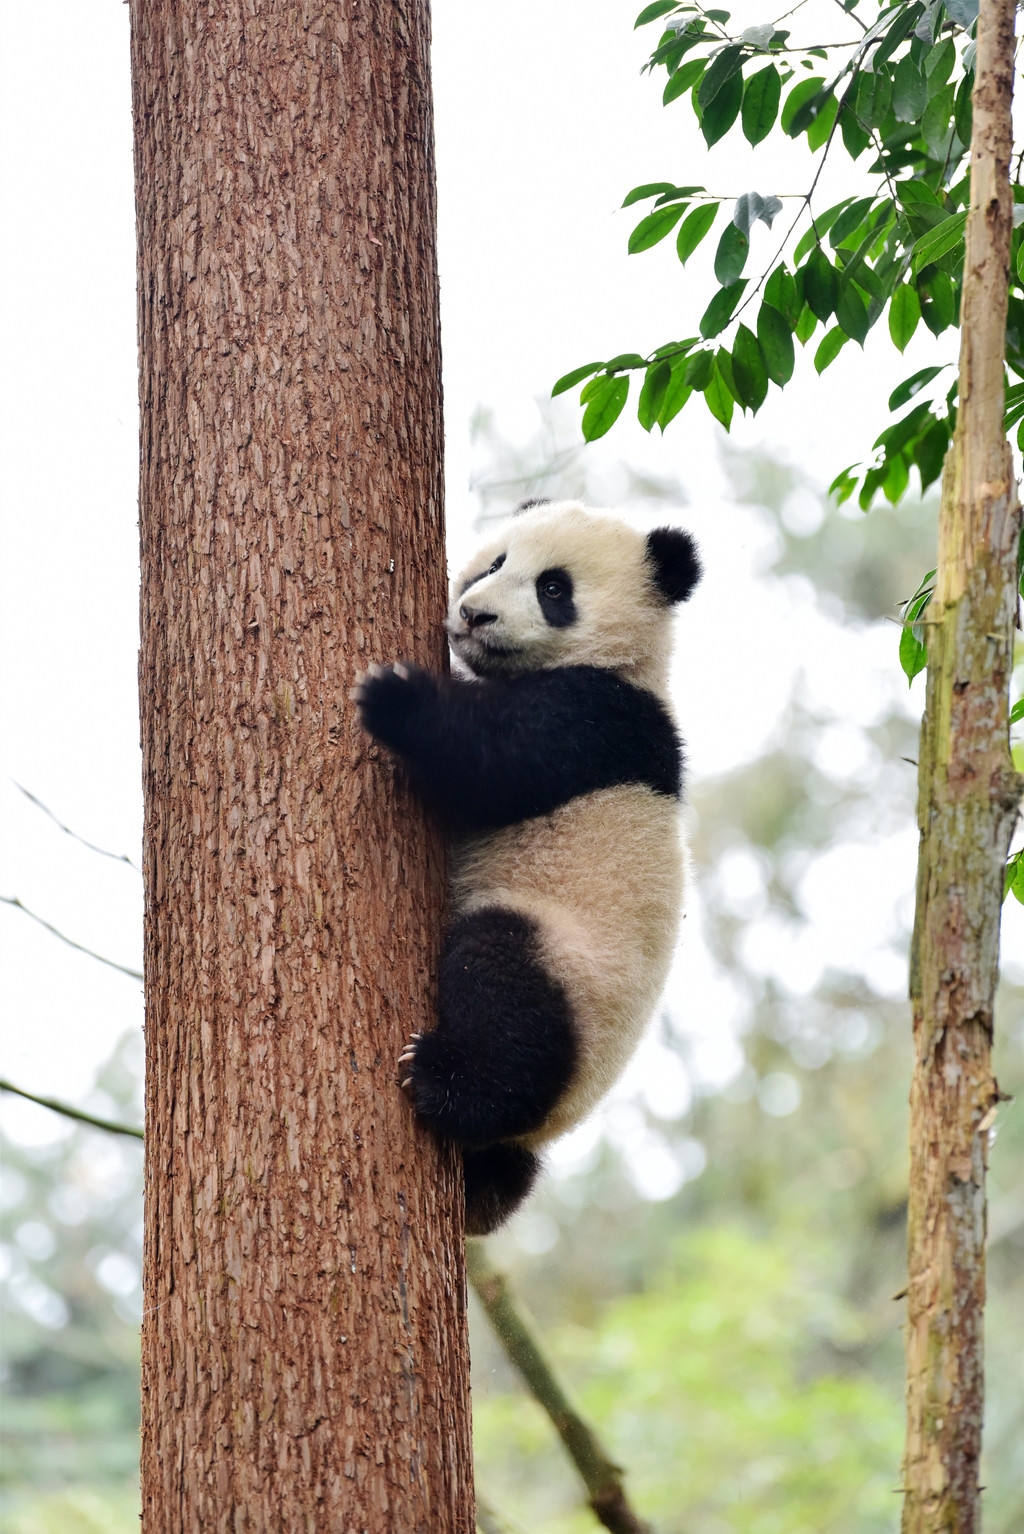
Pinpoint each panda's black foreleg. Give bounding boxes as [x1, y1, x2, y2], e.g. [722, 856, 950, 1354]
[402, 906, 576, 1147]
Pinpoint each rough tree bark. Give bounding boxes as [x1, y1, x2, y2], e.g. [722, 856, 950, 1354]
[904, 1, 1023, 1528]
[130, 3, 474, 1529]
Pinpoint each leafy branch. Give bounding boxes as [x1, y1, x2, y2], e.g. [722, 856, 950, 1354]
[553, 0, 1006, 521]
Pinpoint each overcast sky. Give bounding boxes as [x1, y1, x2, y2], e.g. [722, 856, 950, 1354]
[1, 0, 1020, 1165]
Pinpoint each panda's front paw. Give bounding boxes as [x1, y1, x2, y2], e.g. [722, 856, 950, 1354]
[397, 1030, 450, 1130]
[352, 661, 434, 748]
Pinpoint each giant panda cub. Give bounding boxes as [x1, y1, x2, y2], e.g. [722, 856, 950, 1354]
[354, 498, 701, 1234]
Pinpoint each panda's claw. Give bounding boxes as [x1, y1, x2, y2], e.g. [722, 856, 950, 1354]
[401, 1077, 414, 1090]
[394, 662, 410, 680]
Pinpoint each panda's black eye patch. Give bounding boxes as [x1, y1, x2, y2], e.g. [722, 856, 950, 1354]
[488, 555, 506, 576]
[536, 567, 576, 628]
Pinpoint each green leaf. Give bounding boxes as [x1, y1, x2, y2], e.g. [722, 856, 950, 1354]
[954, 70, 974, 148]
[893, 56, 927, 122]
[874, 401, 932, 455]
[911, 211, 967, 273]
[731, 325, 769, 410]
[658, 361, 693, 429]
[814, 326, 849, 374]
[1005, 850, 1024, 904]
[715, 346, 739, 403]
[764, 265, 800, 327]
[803, 248, 839, 321]
[919, 269, 957, 335]
[701, 70, 743, 146]
[839, 102, 872, 159]
[552, 362, 604, 397]
[837, 281, 869, 345]
[677, 202, 719, 264]
[871, 1, 925, 67]
[664, 58, 707, 104]
[781, 76, 825, 135]
[757, 303, 795, 384]
[684, 349, 715, 390]
[806, 92, 839, 152]
[883, 451, 910, 505]
[634, 0, 680, 26]
[622, 182, 679, 207]
[899, 623, 928, 684]
[581, 374, 629, 441]
[698, 44, 744, 107]
[1010, 697, 1024, 726]
[889, 365, 947, 411]
[859, 464, 886, 512]
[829, 197, 877, 250]
[638, 360, 672, 431]
[925, 37, 956, 85]
[741, 64, 781, 145]
[714, 221, 749, 285]
[629, 202, 689, 253]
[854, 68, 892, 130]
[922, 84, 955, 158]
[704, 361, 734, 429]
[700, 280, 747, 339]
[795, 303, 818, 345]
[913, 419, 949, 492]
[829, 463, 860, 504]
[603, 352, 648, 371]
[889, 285, 921, 351]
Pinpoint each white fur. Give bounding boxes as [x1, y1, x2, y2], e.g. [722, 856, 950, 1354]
[449, 501, 687, 1146]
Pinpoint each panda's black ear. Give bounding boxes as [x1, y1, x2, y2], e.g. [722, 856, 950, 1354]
[645, 527, 702, 604]
[513, 497, 552, 516]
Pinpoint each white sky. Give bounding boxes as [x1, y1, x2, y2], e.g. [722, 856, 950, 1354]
[1, 0, 1021, 1160]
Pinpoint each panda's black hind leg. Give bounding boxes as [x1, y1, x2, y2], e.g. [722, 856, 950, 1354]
[464, 1143, 541, 1235]
[401, 905, 576, 1146]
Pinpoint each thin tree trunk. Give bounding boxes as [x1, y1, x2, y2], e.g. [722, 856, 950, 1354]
[130, 3, 474, 1529]
[904, 1, 1023, 1528]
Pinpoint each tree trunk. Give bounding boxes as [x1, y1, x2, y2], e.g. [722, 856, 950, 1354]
[904, 1, 1023, 1528]
[130, 3, 474, 1529]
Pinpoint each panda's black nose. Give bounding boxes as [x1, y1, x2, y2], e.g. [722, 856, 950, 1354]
[459, 604, 498, 630]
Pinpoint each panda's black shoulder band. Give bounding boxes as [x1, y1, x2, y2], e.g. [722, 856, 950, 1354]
[357, 663, 683, 829]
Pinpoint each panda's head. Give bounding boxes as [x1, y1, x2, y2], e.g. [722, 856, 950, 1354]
[448, 499, 701, 692]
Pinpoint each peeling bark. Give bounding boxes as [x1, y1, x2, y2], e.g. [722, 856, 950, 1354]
[130, 2, 474, 1529]
[903, 1, 1023, 1528]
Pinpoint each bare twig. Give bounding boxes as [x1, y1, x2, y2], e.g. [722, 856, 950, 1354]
[0, 1077, 144, 1139]
[0, 895, 143, 980]
[466, 1241, 652, 1534]
[12, 781, 141, 872]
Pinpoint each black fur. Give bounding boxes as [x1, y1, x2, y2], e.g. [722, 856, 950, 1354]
[356, 663, 682, 829]
[406, 908, 576, 1145]
[464, 1143, 541, 1236]
[514, 497, 552, 514]
[646, 527, 702, 605]
[535, 567, 576, 627]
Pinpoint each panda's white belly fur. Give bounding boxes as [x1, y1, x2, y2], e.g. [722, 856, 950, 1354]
[451, 784, 684, 1146]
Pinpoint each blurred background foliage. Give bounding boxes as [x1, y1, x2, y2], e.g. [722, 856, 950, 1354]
[2, 422, 1022, 1533]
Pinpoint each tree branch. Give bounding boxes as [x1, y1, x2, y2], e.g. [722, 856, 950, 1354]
[12, 781, 141, 872]
[0, 1077, 144, 1139]
[0, 895, 143, 980]
[466, 1241, 652, 1534]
